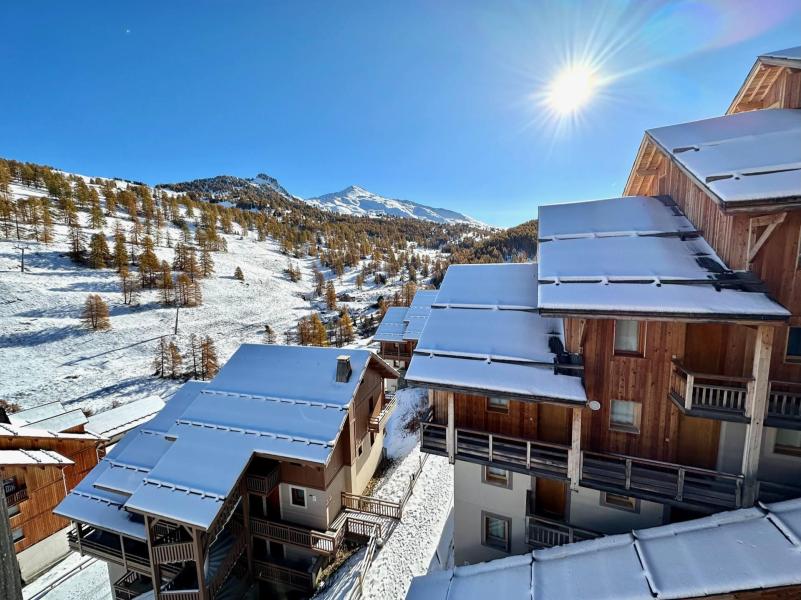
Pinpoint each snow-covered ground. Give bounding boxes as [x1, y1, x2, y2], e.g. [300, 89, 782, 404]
[22, 554, 110, 600]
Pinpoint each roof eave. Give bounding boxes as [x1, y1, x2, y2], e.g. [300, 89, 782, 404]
[537, 307, 789, 325]
[403, 378, 588, 409]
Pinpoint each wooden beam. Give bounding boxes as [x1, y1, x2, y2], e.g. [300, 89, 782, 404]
[741, 325, 774, 506]
[568, 408, 582, 491]
[446, 392, 455, 465]
[748, 212, 786, 264]
[635, 166, 661, 177]
[144, 515, 162, 600]
[193, 527, 209, 600]
[0, 492, 22, 600]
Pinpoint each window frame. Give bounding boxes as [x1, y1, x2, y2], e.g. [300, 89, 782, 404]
[613, 320, 646, 357]
[609, 399, 642, 434]
[481, 511, 511, 552]
[482, 465, 512, 489]
[784, 326, 801, 364]
[600, 492, 640, 513]
[486, 397, 510, 414]
[12, 527, 24, 543]
[289, 486, 307, 508]
[773, 428, 801, 458]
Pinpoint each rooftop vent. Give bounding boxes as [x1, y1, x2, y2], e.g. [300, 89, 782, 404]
[336, 355, 352, 383]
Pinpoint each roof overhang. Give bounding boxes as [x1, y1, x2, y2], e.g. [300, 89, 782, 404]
[404, 377, 588, 409]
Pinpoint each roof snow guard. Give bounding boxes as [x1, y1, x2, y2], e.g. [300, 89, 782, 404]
[373, 306, 409, 342]
[405, 263, 587, 405]
[647, 109, 801, 209]
[537, 196, 789, 322]
[406, 498, 801, 600]
[56, 346, 398, 531]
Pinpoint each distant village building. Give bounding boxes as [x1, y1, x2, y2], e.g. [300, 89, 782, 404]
[56, 345, 398, 599]
[1, 402, 105, 581]
[394, 45, 801, 567]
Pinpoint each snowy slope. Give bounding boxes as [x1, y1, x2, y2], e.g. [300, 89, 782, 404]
[305, 185, 486, 226]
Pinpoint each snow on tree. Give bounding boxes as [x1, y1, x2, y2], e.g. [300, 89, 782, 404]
[82, 294, 110, 330]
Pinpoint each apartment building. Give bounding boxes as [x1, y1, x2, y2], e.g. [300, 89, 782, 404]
[402, 45, 801, 565]
[55, 345, 397, 599]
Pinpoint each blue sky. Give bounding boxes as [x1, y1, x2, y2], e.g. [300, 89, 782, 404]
[1, 1, 799, 227]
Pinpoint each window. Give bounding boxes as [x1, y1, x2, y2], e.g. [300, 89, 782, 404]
[486, 397, 510, 414]
[481, 512, 511, 552]
[12, 527, 23, 542]
[785, 327, 801, 363]
[482, 466, 511, 488]
[600, 492, 640, 513]
[289, 486, 306, 508]
[774, 429, 801, 457]
[614, 320, 644, 356]
[610, 400, 641, 434]
[356, 441, 364, 457]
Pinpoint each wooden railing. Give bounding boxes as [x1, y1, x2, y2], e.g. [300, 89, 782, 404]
[160, 591, 200, 600]
[669, 360, 751, 420]
[254, 559, 315, 592]
[5, 486, 28, 507]
[112, 571, 146, 600]
[342, 492, 402, 519]
[245, 464, 281, 496]
[67, 529, 159, 576]
[420, 421, 447, 455]
[250, 517, 341, 554]
[343, 522, 382, 600]
[525, 515, 600, 549]
[580, 450, 744, 510]
[767, 380, 801, 427]
[369, 392, 397, 433]
[152, 540, 195, 565]
[206, 491, 241, 545]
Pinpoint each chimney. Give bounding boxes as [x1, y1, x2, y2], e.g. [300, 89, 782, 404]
[336, 355, 352, 383]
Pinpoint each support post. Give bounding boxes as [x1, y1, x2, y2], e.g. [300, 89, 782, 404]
[446, 392, 455, 464]
[0, 491, 23, 600]
[144, 516, 162, 600]
[568, 407, 582, 491]
[193, 527, 209, 600]
[684, 372, 695, 412]
[242, 485, 254, 580]
[741, 325, 774, 506]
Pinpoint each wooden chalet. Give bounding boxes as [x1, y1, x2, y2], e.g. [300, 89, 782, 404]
[0, 404, 104, 581]
[402, 45, 801, 565]
[55, 345, 398, 600]
[375, 290, 438, 373]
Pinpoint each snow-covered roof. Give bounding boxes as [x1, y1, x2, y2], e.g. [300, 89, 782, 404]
[537, 196, 790, 320]
[86, 396, 166, 441]
[374, 307, 409, 342]
[406, 498, 801, 600]
[0, 449, 73, 467]
[410, 289, 439, 307]
[647, 109, 801, 206]
[0, 422, 101, 441]
[432, 263, 538, 310]
[759, 45, 801, 66]
[8, 401, 88, 432]
[57, 346, 397, 531]
[405, 264, 586, 404]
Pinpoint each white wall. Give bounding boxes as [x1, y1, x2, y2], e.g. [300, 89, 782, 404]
[717, 422, 801, 486]
[17, 526, 70, 582]
[567, 486, 664, 534]
[452, 461, 530, 565]
[279, 483, 328, 530]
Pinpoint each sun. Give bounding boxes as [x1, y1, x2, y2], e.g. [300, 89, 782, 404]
[547, 64, 598, 115]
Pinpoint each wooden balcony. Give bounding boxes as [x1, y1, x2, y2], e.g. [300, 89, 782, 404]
[369, 391, 397, 433]
[68, 528, 179, 577]
[245, 464, 281, 496]
[580, 451, 744, 511]
[112, 571, 151, 600]
[342, 492, 402, 519]
[420, 421, 570, 481]
[250, 517, 344, 555]
[254, 559, 315, 592]
[669, 360, 751, 423]
[5, 486, 28, 507]
[766, 381, 801, 430]
[525, 515, 600, 549]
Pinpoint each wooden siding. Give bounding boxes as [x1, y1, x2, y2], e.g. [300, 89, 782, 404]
[729, 63, 801, 114]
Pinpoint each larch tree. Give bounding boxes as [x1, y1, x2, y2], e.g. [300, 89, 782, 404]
[234, 266, 244, 281]
[167, 341, 183, 379]
[312, 267, 325, 296]
[89, 190, 105, 229]
[184, 246, 199, 282]
[119, 266, 139, 306]
[113, 227, 129, 272]
[339, 312, 355, 345]
[153, 337, 169, 377]
[184, 334, 202, 378]
[325, 281, 337, 310]
[88, 233, 110, 269]
[40, 198, 54, 244]
[200, 336, 219, 380]
[199, 246, 214, 277]
[68, 222, 85, 263]
[82, 294, 111, 330]
[310, 313, 328, 347]
[159, 261, 174, 305]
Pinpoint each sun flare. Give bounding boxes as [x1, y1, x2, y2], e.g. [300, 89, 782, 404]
[547, 65, 598, 115]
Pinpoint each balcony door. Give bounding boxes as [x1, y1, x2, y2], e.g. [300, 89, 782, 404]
[531, 478, 567, 520]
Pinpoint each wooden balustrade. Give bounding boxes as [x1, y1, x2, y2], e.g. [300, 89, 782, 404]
[208, 526, 247, 598]
[580, 450, 743, 511]
[525, 515, 600, 549]
[5, 486, 28, 507]
[160, 591, 200, 600]
[152, 541, 195, 565]
[369, 392, 398, 433]
[767, 380, 801, 429]
[250, 517, 339, 554]
[342, 492, 402, 519]
[112, 571, 147, 600]
[245, 466, 281, 496]
[254, 559, 314, 592]
[206, 491, 241, 544]
[669, 360, 751, 421]
[67, 529, 162, 576]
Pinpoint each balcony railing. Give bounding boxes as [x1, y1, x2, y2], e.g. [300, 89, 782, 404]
[245, 465, 281, 496]
[254, 559, 315, 592]
[669, 360, 751, 422]
[207, 524, 247, 599]
[67, 528, 180, 577]
[767, 381, 801, 430]
[113, 571, 151, 600]
[420, 421, 570, 480]
[580, 450, 744, 511]
[342, 492, 402, 519]
[5, 486, 28, 507]
[250, 517, 343, 555]
[152, 540, 195, 565]
[369, 391, 397, 433]
[525, 515, 600, 549]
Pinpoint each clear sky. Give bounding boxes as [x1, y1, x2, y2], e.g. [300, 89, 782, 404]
[1, 1, 799, 227]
